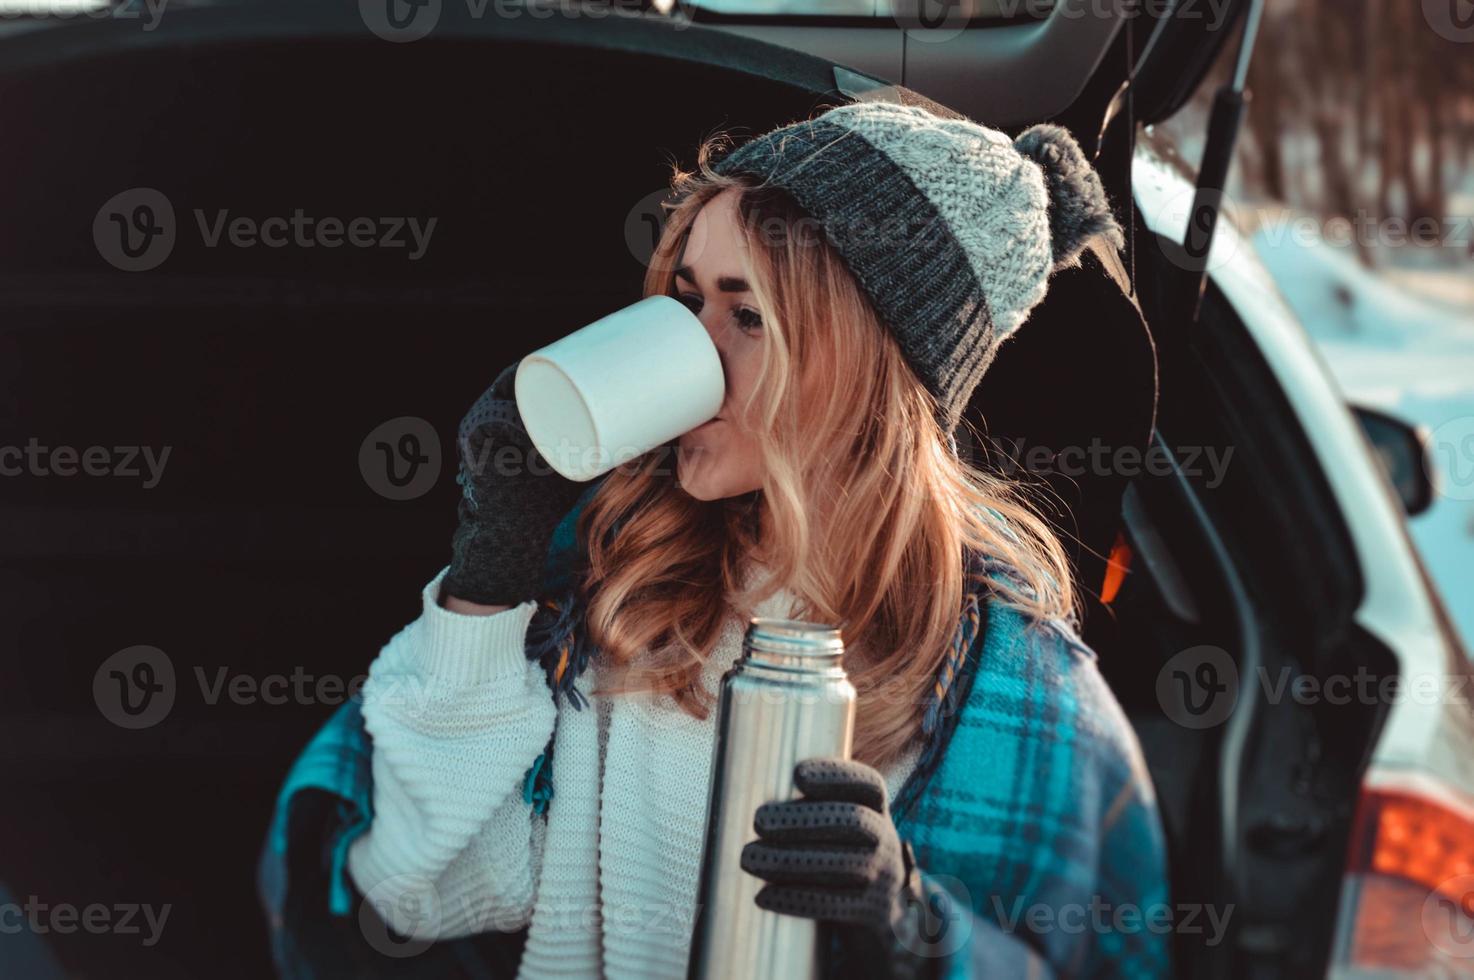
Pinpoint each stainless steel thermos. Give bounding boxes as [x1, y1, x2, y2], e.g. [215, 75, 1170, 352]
[686, 618, 857, 980]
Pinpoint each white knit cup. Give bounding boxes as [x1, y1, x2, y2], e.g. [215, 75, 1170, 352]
[515, 295, 725, 482]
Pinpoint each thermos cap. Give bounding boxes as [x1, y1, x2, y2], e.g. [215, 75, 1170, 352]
[744, 618, 845, 658]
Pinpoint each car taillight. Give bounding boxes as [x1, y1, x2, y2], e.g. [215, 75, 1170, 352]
[1339, 772, 1474, 973]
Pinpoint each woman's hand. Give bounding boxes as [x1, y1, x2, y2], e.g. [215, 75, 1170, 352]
[740, 757, 944, 980]
[441, 360, 587, 608]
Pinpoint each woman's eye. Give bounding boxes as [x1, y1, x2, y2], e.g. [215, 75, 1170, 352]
[733, 306, 763, 334]
[675, 292, 703, 315]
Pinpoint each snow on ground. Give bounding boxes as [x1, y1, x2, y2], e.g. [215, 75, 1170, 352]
[1252, 225, 1474, 650]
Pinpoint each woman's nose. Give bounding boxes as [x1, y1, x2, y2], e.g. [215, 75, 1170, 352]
[700, 311, 724, 345]
[701, 314, 732, 376]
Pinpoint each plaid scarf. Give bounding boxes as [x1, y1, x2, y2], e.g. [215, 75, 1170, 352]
[257, 487, 1171, 978]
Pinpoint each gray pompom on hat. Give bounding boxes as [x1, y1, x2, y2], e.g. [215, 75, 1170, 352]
[711, 101, 1124, 435]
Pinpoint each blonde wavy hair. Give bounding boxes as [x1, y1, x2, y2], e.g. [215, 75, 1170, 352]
[571, 136, 1078, 771]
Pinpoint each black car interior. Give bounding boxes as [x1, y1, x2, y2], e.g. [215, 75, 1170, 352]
[0, 4, 1388, 978]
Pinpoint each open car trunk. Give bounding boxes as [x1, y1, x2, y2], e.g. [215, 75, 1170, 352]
[0, 12, 900, 977]
[0, 4, 1372, 979]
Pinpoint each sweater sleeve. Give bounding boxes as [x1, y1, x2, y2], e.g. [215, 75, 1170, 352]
[346, 566, 559, 943]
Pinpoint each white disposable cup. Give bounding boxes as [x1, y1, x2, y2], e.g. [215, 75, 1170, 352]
[515, 295, 726, 482]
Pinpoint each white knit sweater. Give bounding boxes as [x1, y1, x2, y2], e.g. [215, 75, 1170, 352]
[346, 564, 923, 979]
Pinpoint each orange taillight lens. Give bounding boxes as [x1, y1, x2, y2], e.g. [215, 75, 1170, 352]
[1361, 789, 1474, 914]
[1343, 780, 1474, 971]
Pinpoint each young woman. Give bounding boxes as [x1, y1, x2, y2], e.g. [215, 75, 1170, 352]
[263, 100, 1171, 980]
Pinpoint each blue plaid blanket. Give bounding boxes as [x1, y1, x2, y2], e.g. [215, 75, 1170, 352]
[258, 489, 1171, 979]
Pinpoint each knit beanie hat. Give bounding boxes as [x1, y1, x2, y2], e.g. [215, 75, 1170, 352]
[711, 100, 1125, 435]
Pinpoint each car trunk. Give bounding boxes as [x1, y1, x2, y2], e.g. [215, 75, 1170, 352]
[0, 10, 864, 976]
[0, 3, 1271, 977]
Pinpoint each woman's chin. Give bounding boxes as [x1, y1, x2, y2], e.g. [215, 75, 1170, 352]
[678, 482, 718, 501]
[675, 455, 717, 500]
[676, 441, 724, 500]
[675, 434, 763, 501]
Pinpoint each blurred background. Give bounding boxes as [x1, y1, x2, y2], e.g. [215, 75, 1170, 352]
[1158, 0, 1474, 646]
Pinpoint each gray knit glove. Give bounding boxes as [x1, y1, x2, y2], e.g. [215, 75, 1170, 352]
[740, 758, 943, 980]
[440, 361, 587, 607]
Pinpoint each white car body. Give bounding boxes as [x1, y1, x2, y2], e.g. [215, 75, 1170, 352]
[1135, 138, 1474, 973]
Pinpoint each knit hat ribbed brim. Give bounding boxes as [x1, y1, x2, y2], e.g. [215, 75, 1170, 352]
[712, 100, 1123, 434]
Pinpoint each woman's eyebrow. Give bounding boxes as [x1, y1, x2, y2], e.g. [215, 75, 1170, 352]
[674, 266, 750, 293]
